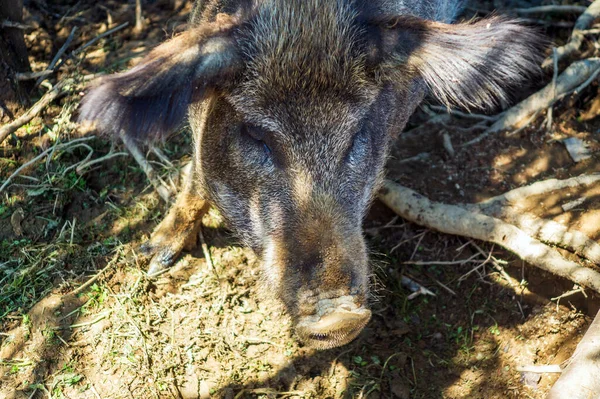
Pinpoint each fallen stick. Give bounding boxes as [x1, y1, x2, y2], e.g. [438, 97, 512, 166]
[465, 58, 600, 145]
[547, 309, 600, 399]
[0, 78, 74, 145]
[35, 26, 77, 87]
[542, 0, 600, 68]
[15, 71, 53, 81]
[478, 174, 600, 207]
[119, 130, 175, 203]
[0, 20, 31, 29]
[378, 180, 600, 294]
[0, 137, 95, 194]
[515, 365, 562, 373]
[72, 22, 129, 57]
[514, 5, 588, 15]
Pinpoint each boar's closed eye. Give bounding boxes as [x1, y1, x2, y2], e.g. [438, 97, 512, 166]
[345, 129, 370, 168]
[241, 124, 274, 167]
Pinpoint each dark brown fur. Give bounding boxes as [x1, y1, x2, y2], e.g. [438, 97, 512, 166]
[79, 0, 545, 349]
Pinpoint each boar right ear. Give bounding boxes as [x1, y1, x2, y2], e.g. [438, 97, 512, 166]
[79, 14, 243, 141]
[368, 15, 546, 110]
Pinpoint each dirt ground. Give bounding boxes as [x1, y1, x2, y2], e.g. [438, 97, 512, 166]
[1, 0, 600, 398]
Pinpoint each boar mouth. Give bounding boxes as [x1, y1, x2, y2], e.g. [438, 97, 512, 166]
[296, 296, 371, 350]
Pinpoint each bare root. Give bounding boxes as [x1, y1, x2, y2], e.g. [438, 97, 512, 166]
[547, 309, 600, 399]
[464, 58, 600, 146]
[379, 178, 600, 293]
[541, 0, 600, 69]
[118, 130, 176, 203]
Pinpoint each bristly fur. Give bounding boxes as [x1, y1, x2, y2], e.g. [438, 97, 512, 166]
[375, 15, 547, 110]
[238, 0, 368, 96]
[81, 0, 548, 350]
[78, 14, 242, 141]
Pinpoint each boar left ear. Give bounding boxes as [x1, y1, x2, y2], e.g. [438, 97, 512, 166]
[79, 14, 244, 142]
[368, 16, 546, 110]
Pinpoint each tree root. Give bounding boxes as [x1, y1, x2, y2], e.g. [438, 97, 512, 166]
[547, 309, 600, 399]
[541, 0, 600, 69]
[464, 58, 600, 146]
[378, 177, 600, 293]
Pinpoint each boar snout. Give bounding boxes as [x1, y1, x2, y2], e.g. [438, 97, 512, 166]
[296, 295, 371, 350]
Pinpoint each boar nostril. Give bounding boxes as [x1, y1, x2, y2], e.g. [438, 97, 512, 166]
[296, 302, 371, 350]
[309, 332, 330, 341]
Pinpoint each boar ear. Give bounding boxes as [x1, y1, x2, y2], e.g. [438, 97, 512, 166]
[79, 14, 243, 141]
[370, 16, 546, 110]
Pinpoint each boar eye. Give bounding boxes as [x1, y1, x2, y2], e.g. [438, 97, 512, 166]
[241, 124, 273, 166]
[346, 130, 369, 167]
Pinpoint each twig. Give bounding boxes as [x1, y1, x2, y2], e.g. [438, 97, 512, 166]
[135, 0, 144, 33]
[0, 78, 74, 145]
[69, 251, 121, 296]
[427, 275, 457, 296]
[551, 286, 587, 303]
[199, 227, 218, 278]
[73, 22, 129, 57]
[396, 152, 430, 165]
[518, 18, 575, 28]
[35, 27, 77, 87]
[468, 241, 514, 286]
[516, 365, 562, 373]
[379, 180, 600, 294]
[234, 389, 305, 399]
[15, 71, 54, 81]
[542, 0, 600, 68]
[465, 58, 600, 145]
[0, 20, 31, 29]
[513, 6, 588, 15]
[505, 110, 540, 136]
[401, 275, 436, 300]
[0, 137, 95, 194]
[428, 105, 501, 122]
[402, 254, 480, 266]
[571, 64, 600, 95]
[119, 130, 174, 203]
[442, 131, 455, 157]
[76, 151, 129, 174]
[458, 247, 493, 282]
[546, 48, 558, 132]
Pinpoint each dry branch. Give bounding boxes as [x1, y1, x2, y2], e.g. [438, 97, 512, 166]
[118, 130, 175, 203]
[477, 174, 600, 206]
[35, 26, 77, 87]
[514, 5, 588, 15]
[0, 79, 74, 145]
[542, 0, 600, 68]
[379, 180, 600, 294]
[547, 309, 600, 399]
[465, 58, 600, 145]
[135, 0, 144, 33]
[0, 137, 95, 194]
[15, 71, 53, 81]
[72, 22, 129, 57]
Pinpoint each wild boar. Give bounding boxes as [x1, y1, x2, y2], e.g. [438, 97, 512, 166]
[79, 0, 543, 349]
